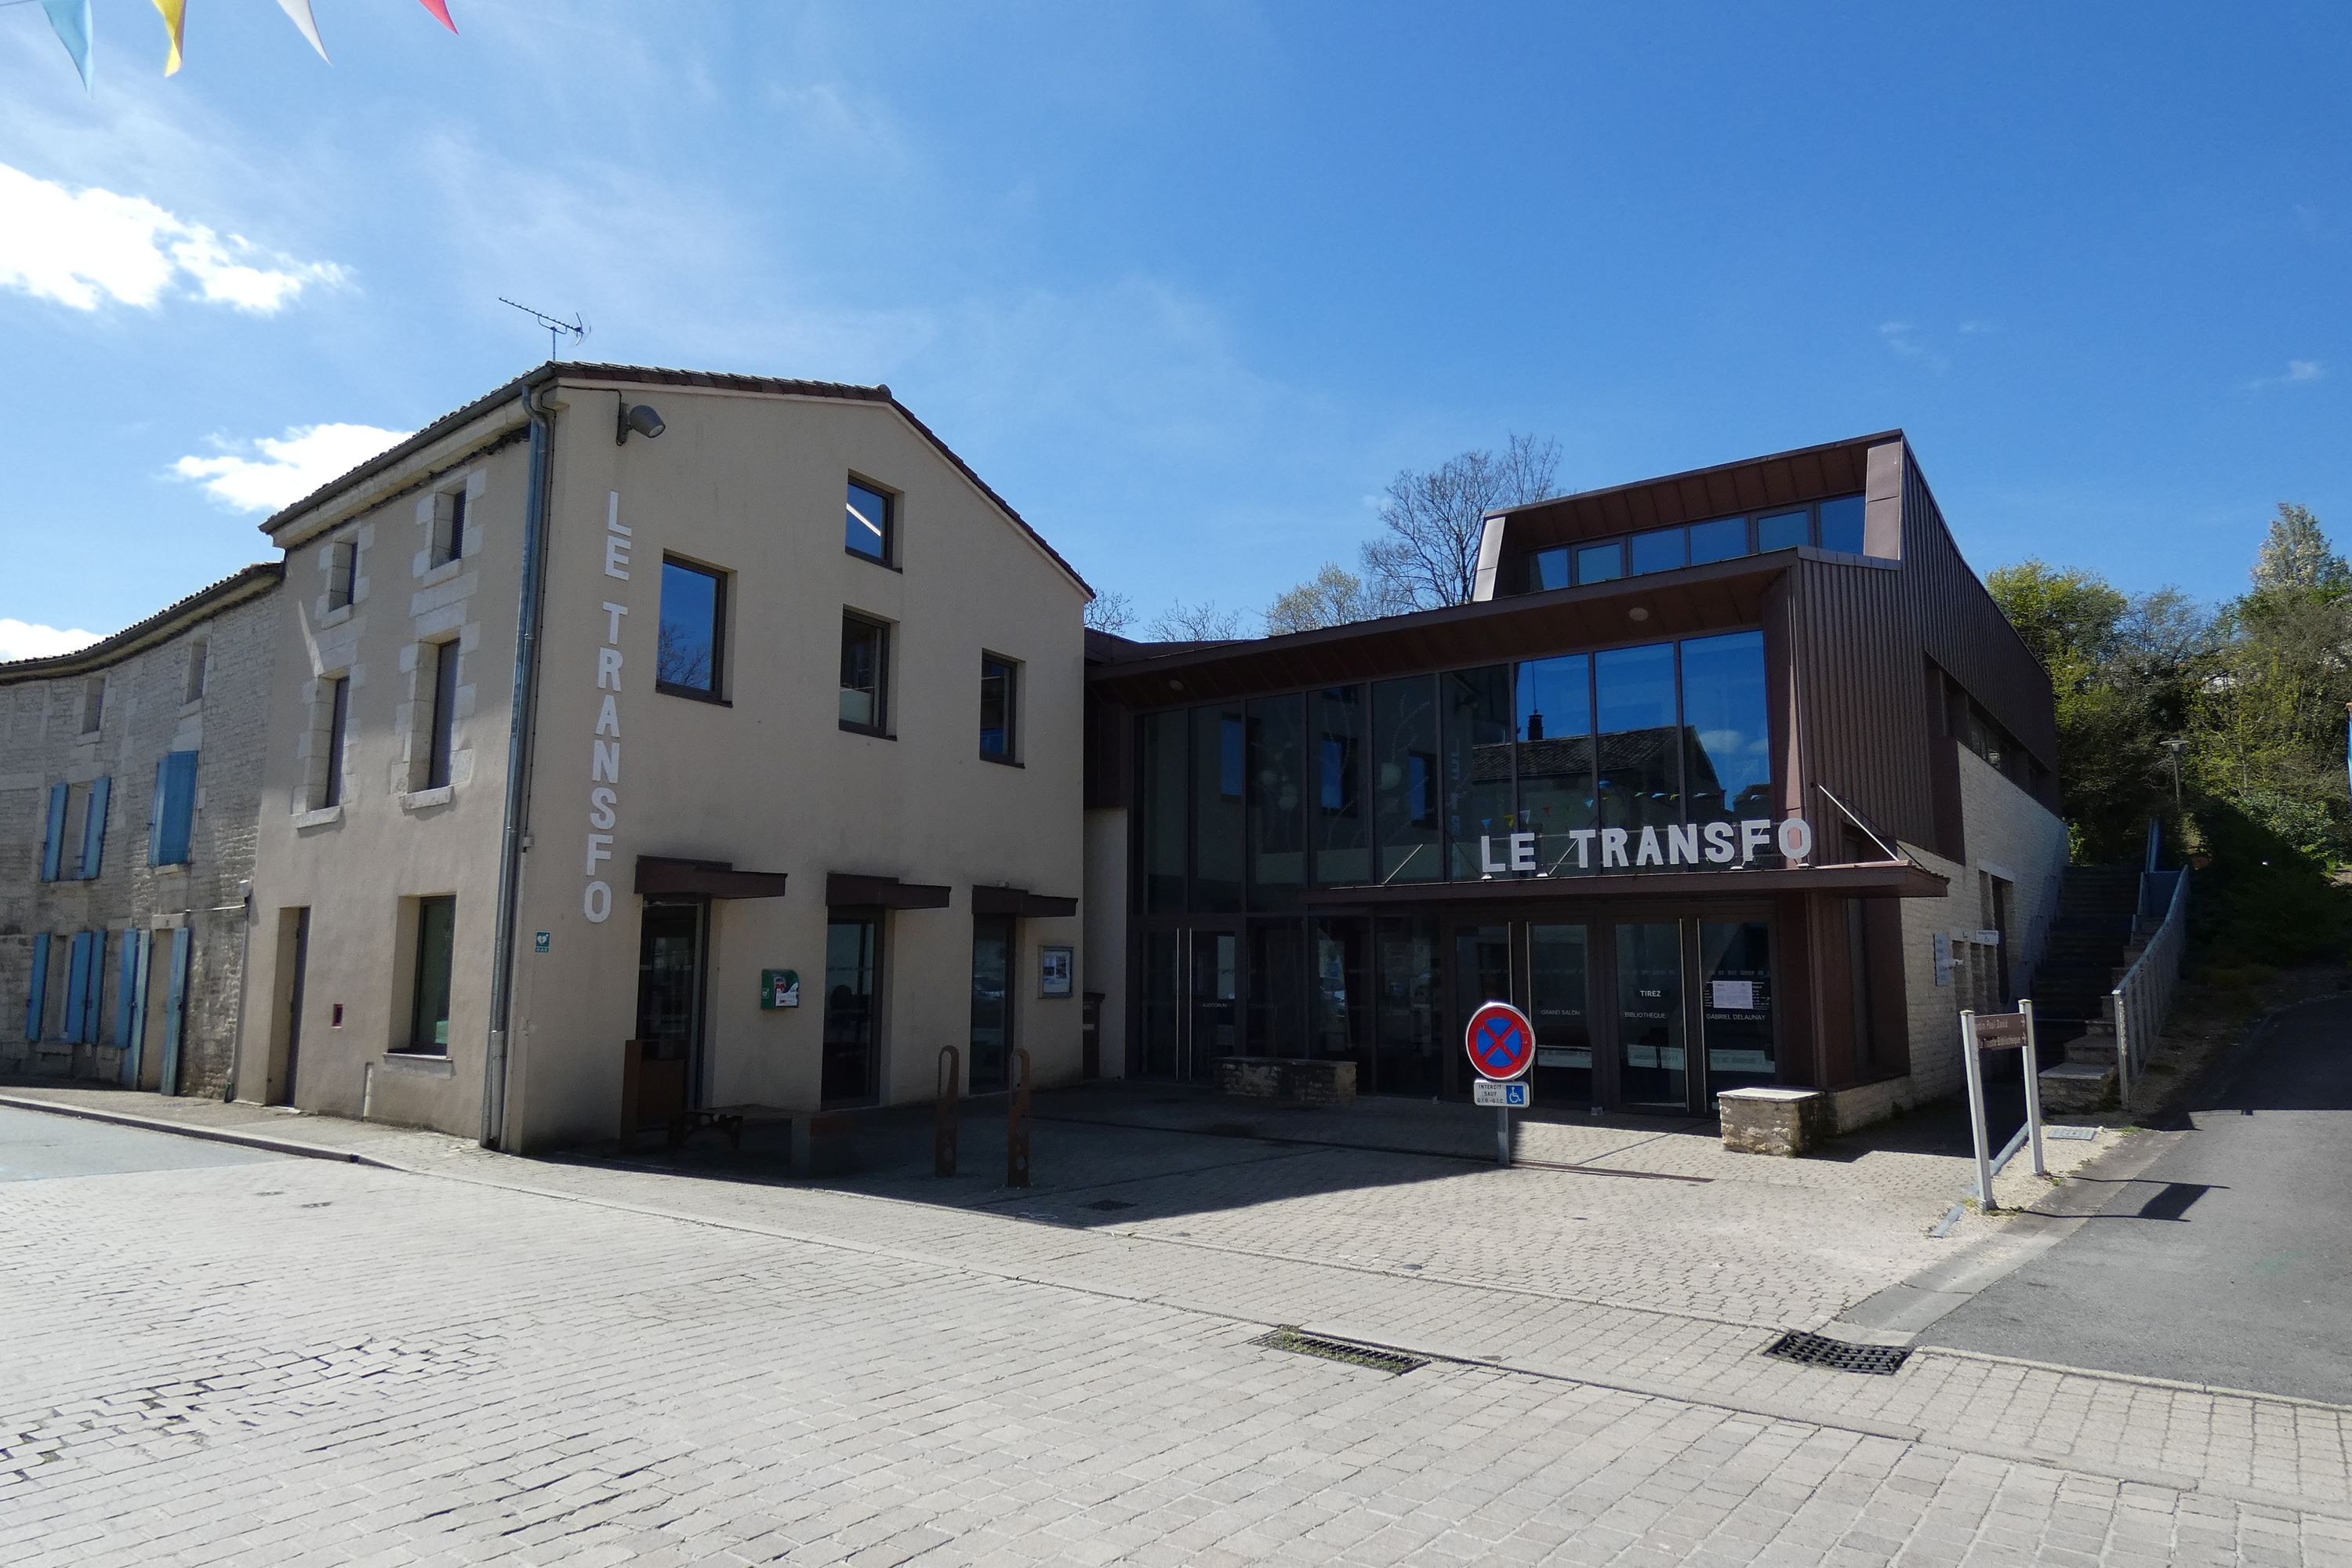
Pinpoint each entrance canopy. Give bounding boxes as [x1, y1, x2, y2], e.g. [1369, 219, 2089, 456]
[634, 855, 789, 899]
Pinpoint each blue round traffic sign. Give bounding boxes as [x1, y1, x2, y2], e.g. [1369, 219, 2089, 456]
[1465, 1000, 1535, 1081]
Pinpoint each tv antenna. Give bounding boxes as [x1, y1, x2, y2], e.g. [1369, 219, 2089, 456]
[499, 297, 589, 360]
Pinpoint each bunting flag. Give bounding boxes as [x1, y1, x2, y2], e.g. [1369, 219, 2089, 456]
[39, 0, 93, 89]
[151, 0, 187, 76]
[418, 0, 459, 33]
[274, 0, 329, 63]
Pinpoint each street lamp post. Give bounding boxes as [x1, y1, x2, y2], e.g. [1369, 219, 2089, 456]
[2162, 737, 2187, 810]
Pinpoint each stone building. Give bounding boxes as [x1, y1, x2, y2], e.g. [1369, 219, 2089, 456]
[1, 564, 284, 1097]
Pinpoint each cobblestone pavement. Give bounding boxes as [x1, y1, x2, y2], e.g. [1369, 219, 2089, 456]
[3, 1086, 2349, 1565]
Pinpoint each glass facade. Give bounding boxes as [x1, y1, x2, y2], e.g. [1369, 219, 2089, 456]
[1516, 493, 1871, 594]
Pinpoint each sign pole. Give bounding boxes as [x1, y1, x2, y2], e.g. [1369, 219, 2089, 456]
[1959, 1008, 1996, 1211]
[1497, 1105, 1511, 1167]
[2020, 998, 2046, 1178]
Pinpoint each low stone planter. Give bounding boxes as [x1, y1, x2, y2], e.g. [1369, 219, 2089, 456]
[1718, 1086, 1831, 1156]
[1213, 1057, 1356, 1106]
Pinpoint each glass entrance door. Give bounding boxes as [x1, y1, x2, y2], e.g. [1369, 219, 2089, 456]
[1698, 920, 1775, 1094]
[1613, 920, 1687, 1109]
[635, 900, 706, 1124]
[969, 913, 1013, 1094]
[1188, 930, 1239, 1080]
[1450, 923, 1512, 1097]
[1527, 924, 1595, 1108]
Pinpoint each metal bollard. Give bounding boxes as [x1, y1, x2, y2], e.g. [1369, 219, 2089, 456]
[935, 1045, 961, 1177]
[1006, 1047, 1032, 1189]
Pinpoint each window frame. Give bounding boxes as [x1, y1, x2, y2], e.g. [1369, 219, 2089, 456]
[321, 675, 350, 809]
[325, 537, 358, 612]
[978, 652, 1021, 764]
[654, 556, 730, 704]
[839, 611, 892, 737]
[81, 675, 105, 735]
[844, 475, 898, 568]
[431, 488, 469, 569]
[425, 639, 461, 790]
[183, 638, 209, 705]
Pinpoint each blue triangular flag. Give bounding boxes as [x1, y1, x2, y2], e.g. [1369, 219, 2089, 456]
[42, 0, 93, 89]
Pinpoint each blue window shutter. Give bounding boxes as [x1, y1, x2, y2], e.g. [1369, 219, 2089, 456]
[24, 934, 50, 1040]
[82, 931, 107, 1044]
[78, 775, 111, 880]
[40, 782, 68, 881]
[114, 930, 139, 1048]
[161, 927, 192, 1096]
[152, 751, 197, 866]
[63, 933, 91, 1044]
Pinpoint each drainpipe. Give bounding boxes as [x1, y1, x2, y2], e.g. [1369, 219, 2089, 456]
[481, 378, 560, 1149]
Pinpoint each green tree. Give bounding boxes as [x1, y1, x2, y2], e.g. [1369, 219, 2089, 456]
[1264, 563, 1410, 634]
[2252, 502, 2350, 594]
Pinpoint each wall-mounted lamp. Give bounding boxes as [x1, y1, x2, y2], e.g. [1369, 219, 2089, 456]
[1628, 605, 1651, 622]
[615, 398, 666, 445]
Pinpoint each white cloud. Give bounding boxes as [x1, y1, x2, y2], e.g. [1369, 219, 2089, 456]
[0, 162, 348, 314]
[0, 619, 101, 662]
[172, 423, 412, 514]
[2241, 359, 2327, 391]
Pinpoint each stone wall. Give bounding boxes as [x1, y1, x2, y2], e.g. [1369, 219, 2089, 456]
[0, 572, 281, 1097]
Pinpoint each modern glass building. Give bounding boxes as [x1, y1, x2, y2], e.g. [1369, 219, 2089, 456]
[1083, 433, 2069, 1127]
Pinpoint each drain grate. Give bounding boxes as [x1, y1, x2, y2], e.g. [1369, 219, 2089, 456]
[1250, 1327, 1427, 1376]
[1080, 1199, 1136, 1211]
[1762, 1330, 1910, 1375]
[2046, 1124, 2099, 1141]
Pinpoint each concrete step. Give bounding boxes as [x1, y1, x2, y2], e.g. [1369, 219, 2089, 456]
[2039, 1059, 2118, 1114]
[2063, 1026, 2118, 1068]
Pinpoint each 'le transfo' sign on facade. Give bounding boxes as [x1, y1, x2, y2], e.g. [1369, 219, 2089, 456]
[1473, 815, 1814, 877]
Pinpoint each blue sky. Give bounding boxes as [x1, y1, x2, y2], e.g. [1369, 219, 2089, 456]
[2, 2, 2344, 654]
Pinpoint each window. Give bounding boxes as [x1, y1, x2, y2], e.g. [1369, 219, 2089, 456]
[81, 676, 104, 734]
[425, 641, 460, 789]
[1817, 494, 1867, 554]
[319, 677, 350, 810]
[1680, 631, 1772, 826]
[432, 488, 468, 568]
[1525, 547, 1570, 593]
[326, 538, 358, 611]
[1595, 643, 1680, 837]
[1141, 710, 1187, 913]
[979, 654, 1018, 761]
[1515, 655, 1594, 866]
[1190, 705, 1245, 911]
[405, 896, 456, 1053]
[75, 776, 111, 880]
[1247, 694, 1306, 906]
[840, 612, 890, 732]
[656, 559, 726, 699]
[845, 477, 894, 564]
[1756, 509, 1811, 552]
[150, 751, 198, 865]
[1311, 687, 1369, 885]
[1573, 541, 1624, 585]
[1629, 528, 1686, 576]
[1687, 516, 1749, 565]
[1442, 667, 1512, 877]
[183, 639, 209, 704]
[1372, 675, 1438, 883]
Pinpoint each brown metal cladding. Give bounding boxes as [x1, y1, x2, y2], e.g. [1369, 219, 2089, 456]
[1496, 432, 1886, 552]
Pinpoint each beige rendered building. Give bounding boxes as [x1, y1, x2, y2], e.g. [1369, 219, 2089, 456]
[234, 364, 1093, 1152]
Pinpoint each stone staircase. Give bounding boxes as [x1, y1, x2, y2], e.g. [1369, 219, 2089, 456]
[2030, 866, 2142, 1112]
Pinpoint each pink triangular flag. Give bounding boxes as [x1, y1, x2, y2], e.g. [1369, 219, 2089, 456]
[418, 0, 458, 32]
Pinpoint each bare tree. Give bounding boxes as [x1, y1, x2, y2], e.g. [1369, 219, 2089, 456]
[1145, 599, 1247, 641]
[1084, 590, 1136, 635]
[1264, 562, 1414, 635]
[1362, 432, 1563, 609]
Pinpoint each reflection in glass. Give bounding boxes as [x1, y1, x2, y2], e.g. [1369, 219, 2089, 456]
[822, 914, 881, 1104]
[1189, 930, 1238, 1074]
[1526, 548, 1570, 592]
[1443, 666, 1513, 879]
[1687, 516, 1750, 564]
[1630, 527, 1686, 575]
[1575, 541, 1624, 584]
[1514, 655, 1594, 874]
[844, 478, 892, 561]
[1192, 706, 1244, 911]
[839, 613, 887, 728]
[1248, 921, 1308, 1055]
[1247, 695, 1305, 908]
[1529, 924, 1593, 1104]
[1818, 495, 1867, 554]
[1595, 642, 1681, 844]
[1373, 676, 1438, 883]
[410, 896, 456, 1052]
[1453, 924, 1512, 1089]
[1141, 711, 1186, 913]
[1141, 930, 1179, 1076]
[1680, 630, 1773, 833]
[1312, 688, 1370, 884]
[969, 914, 1012, 1093]
[1615, 921, 1686, 1106]
[1757, 509, 1810, 552]
[1311, 917, 1370, 1076]
[658, 561, 723, 694]
[1700, 920, 1774, 1091]
[1373, 916, 1439, 1096]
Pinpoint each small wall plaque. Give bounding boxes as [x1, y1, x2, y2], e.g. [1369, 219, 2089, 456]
[1039, 946, 1074, 999]
[760, 968, 800, 1009]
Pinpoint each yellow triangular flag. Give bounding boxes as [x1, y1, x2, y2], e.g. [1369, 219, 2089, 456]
[152, 0, 186, 75]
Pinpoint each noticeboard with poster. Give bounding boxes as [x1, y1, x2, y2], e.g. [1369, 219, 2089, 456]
[1039, 945, 1074, 998]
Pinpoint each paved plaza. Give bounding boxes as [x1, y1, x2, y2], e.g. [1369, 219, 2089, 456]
[3, 1087, 2350, 1566]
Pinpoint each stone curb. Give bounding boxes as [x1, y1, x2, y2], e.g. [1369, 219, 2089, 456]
[0, 1093, 405, 1171]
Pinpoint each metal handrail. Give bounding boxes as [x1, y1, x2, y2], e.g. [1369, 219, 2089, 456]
[2111, 866, 2189, 1107]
